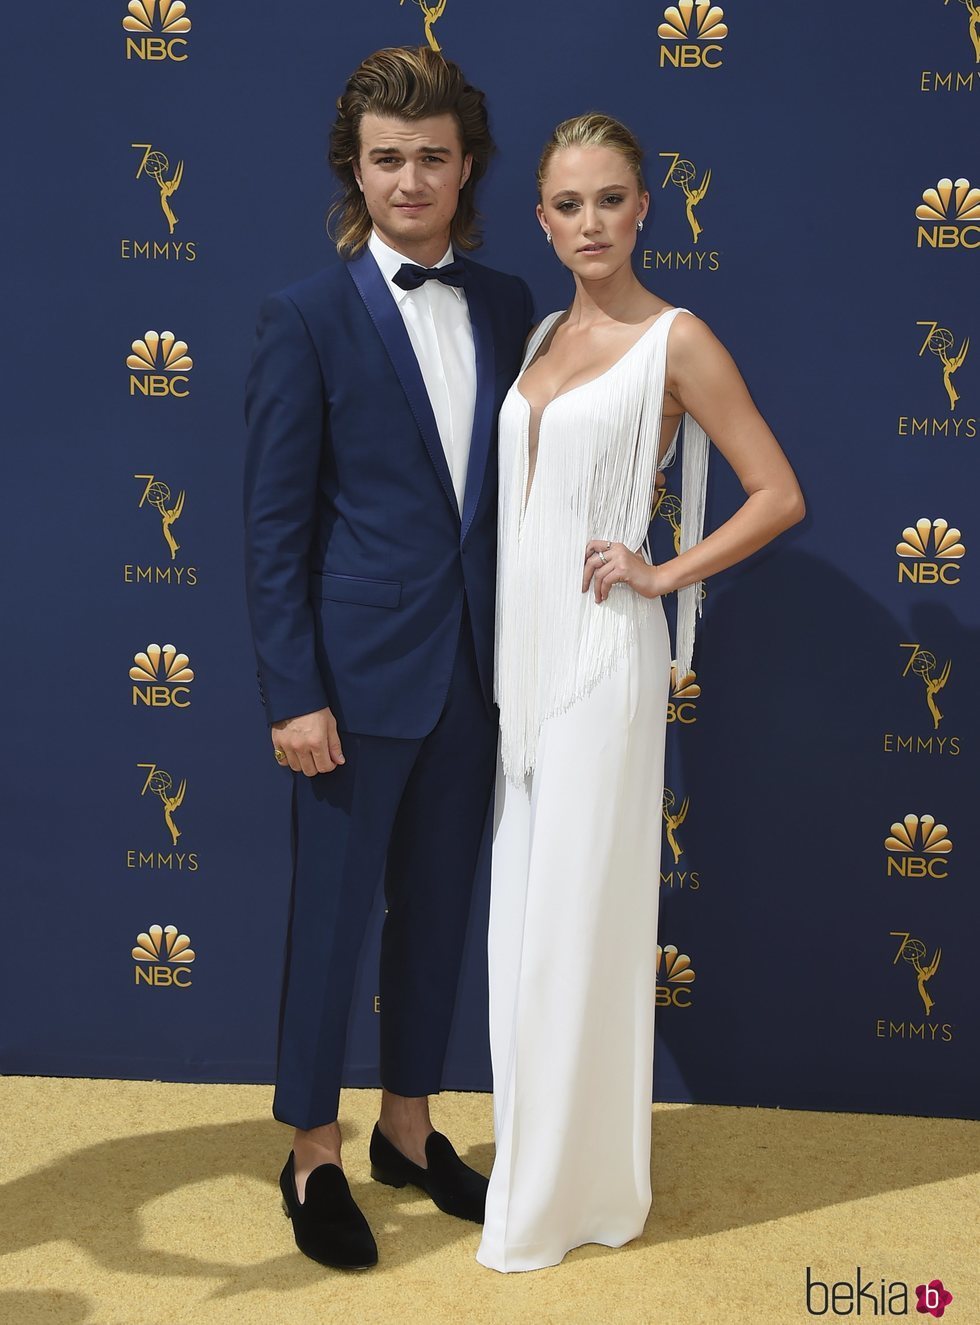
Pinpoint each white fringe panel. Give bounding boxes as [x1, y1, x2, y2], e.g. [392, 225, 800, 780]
[495, 308, 709, 786]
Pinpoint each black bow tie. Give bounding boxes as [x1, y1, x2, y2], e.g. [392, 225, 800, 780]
[392, 259, 466, 292]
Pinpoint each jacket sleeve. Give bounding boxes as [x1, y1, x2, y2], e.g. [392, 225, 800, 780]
[243, 292, 330, 726]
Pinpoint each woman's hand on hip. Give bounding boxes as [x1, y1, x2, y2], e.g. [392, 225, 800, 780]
[583, 540, 663, 603]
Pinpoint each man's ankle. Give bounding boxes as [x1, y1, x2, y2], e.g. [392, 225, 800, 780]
[378, 1093, 433, 1165]
[294, 1124, 342, 1164]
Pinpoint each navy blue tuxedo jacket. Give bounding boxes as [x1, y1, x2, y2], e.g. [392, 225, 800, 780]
[244, 248, 533, 736]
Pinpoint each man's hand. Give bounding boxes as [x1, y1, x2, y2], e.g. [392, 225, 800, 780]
[272, 707, 345, 776]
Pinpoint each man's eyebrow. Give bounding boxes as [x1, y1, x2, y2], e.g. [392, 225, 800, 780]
[367, 144, 453, 158]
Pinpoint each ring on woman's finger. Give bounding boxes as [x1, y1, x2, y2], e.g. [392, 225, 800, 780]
[598, 550, 608, 564]
[604, 540, 612, 551]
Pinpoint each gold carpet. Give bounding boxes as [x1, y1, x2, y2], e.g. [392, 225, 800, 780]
[0, 1078, 975, 1325]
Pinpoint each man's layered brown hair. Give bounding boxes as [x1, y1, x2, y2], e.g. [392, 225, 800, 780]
[328, 46, 494, 258]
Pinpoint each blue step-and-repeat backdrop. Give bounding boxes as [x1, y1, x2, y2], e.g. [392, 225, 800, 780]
[2, 2, 977, 1120]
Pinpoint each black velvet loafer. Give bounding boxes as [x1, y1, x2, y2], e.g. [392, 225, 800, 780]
[369, 1124, 488, 1224]
[279, 1152, 378, 1269]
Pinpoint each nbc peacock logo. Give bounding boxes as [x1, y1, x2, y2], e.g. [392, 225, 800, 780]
[129, 642, 194, 708]
[123, 0, 191, 61]
[133, 923, 195, 987]
[668, 663, 701, 724]
[884, 814, 952, 879]
[127, 330, 193, 398]
[656, 944, 696, 1007]
[915, 177, 980, 249]
[896, 518, 965, 585]
[658, 1, 728, 67]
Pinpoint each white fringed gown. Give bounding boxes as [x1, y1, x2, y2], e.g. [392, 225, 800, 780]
[477, 307, 707, 1273]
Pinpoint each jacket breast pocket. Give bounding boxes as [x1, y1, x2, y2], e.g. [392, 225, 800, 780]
[311, 571, 402, 609]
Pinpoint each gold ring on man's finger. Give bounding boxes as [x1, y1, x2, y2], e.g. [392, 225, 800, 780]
[274, 748, 287, 764]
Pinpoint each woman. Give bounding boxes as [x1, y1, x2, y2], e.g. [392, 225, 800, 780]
[477, 114, 804, 1273]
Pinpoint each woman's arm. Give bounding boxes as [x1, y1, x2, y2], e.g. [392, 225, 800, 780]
[653, 313, 804, 595]
[585, 313, 804, 602]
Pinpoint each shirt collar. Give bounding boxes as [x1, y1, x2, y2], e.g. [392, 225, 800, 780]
[368, 229, 461, 303]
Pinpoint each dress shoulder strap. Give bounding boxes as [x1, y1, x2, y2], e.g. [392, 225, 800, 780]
[519, 311, 564, 370]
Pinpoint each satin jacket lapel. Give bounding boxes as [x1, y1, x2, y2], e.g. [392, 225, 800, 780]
[347, 250, 459, 517]
[460, 264, 496, 543]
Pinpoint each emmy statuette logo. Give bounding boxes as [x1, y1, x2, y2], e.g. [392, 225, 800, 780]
[891, 932, 941, 1017]
[656, 944, 696, 1006]
[128, 330, 192, 398]
[923, 323, 970, 412]
[897, 321, 975, 440]
[123, 0, 191, 60]
[884, 814, 952, 878]
[661, 152, 711, 245]
[139, 763, 186, 846]
[668, 663, 701, 724]
[921, 0, 980, 92]
[652, 487, 683, 551]
[136, 476, 184, 562]
[399, 0, 447, 52]
[874, 931, 953, 1042]
[133, 923, 195, 987]
[902, 643, 951, 731]
[915, 177, 980, 248]
[130, 764, 198, 870]
[126, 476, 197, 587]
[954, 0, 980, 63]
[896, 518, 965, 584]
[662, 787, 689, 864]
[642, 154, 720, 274]
[661, 788, 699, 891]
[130, 642, 194, 707]
[658, 1, 727, 68]
[132, 144, 182, 235]
[883, 643, 960, 757]
[122, 146, 196, 262]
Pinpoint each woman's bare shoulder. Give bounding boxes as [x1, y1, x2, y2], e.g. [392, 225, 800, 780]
[664, 309, 729, 364]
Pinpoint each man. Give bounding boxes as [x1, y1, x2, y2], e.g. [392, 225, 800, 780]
[243, 46, 533, 1269]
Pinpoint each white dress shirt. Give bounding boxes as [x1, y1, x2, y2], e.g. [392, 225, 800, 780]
[368, 229, 477, 514]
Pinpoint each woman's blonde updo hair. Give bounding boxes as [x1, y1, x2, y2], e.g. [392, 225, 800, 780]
[536, 112, 646, 199]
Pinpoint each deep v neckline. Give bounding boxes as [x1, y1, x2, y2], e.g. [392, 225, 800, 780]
[516, 306, 675, 416]
[515, 307, 676, 521]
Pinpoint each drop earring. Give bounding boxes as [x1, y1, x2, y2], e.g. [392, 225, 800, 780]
[637, 219, 644, 231]
[546, 231, 553, 245]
